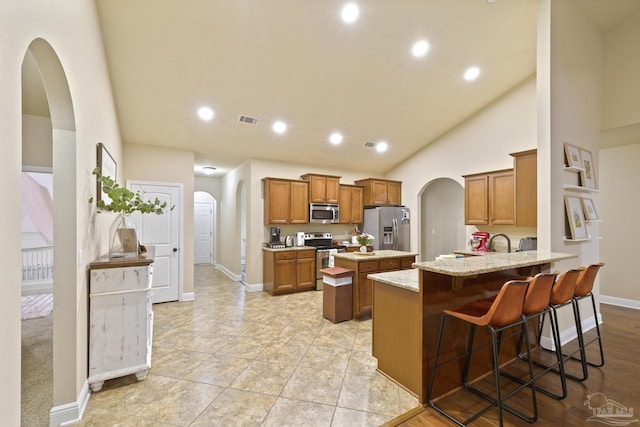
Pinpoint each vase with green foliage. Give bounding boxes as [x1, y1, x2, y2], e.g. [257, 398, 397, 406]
[90, 168, 171, 258]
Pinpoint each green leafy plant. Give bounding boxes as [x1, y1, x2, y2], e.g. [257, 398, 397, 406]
[89, 167, 172, 215]
[356, 233, 375, 246]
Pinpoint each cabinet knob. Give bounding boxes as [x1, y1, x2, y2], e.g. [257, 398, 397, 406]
[173, 248, 178, 252]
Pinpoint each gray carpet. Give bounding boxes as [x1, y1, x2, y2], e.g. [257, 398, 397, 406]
[21, 312, 53, 427]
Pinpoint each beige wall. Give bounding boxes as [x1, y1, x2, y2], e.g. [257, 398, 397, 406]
[387, 77, 538, 254]
[1, 0, 123, 423]
[599, 143, 640, 304]
[123, 143, 195, 295]
[602, 10, 640, 131]
[22, 114, 53, 167]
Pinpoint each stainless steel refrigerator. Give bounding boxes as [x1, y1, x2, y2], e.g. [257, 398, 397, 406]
[362, 206, 410, 251]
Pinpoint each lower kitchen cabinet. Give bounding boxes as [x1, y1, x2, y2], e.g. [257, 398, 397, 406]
[88, 253, 154, 392]
[263, 249, 316, 295]
[334, 252, 416, 319]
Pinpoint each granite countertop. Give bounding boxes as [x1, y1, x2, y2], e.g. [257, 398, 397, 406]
[368, 269, 419, 293]
[412, 250, 576, 277]
[262, 245, 316, 252]
[333, 249, 418, 261]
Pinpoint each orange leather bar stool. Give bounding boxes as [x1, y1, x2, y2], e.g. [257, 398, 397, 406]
[569, 263, 605, 379]
[505, 272, 569, 400]
[534, 268, 588, 382]
[428, 279, 536, 426]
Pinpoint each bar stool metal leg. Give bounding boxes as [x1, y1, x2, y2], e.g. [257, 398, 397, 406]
[428, 279, 537, 426]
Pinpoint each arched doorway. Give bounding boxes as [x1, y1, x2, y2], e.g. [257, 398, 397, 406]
[419, 178, 465, 262]
[22, 38, 79, 426]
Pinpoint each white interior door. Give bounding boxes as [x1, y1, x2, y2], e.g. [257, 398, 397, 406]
[194, 202, 212, 264]
[129, 181, 181, 303]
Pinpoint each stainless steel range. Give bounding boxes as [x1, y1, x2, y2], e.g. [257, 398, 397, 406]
[303, 232, 346, 290]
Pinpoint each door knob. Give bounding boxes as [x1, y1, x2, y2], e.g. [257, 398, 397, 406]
[173, 248, 178, 252]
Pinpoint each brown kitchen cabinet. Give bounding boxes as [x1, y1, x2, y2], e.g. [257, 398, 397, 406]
[354, 178, 402, 206]
[300, 173, 340, 204]
[263, 249, 316, 295]
[463, 169, 515, 226]
[511, 149, 537, 227]
[263, 178, 309, 224]
[334, 253, 415, 319]
[338, 184, 364, 224]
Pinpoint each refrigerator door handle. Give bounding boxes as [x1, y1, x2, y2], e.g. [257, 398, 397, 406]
[392, 218, 398, 250]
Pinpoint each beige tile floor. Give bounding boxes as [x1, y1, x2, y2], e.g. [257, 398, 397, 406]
[75, 265, 418, 426]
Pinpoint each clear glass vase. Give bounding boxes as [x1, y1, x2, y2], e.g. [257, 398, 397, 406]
[109, 213, 138, 258]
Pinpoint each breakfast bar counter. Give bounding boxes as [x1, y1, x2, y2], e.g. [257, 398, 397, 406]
[368, 250, 576, 404]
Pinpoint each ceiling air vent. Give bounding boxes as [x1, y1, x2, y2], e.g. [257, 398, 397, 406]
[364, 142, 376, 148]
[238, 115, 260, 125]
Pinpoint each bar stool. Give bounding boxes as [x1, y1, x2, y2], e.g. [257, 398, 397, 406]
[535, 268, 588, 382]
[508, 272, 568, 400]
[428, 278, 536, 426]
[569, 263, 605, 377]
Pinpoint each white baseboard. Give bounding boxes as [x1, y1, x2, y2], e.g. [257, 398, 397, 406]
[244, 282, 264, 292]
[181, 292, 195, 301]
[50, 380, 90, 427]
[540, 312, 602, 351]
[216, 264, 241, 282]
[215, 264, 263, 292]
[600, 295, 640, 310]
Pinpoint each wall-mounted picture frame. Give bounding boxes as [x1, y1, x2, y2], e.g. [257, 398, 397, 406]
[96, 142, 116, 203]
[581, 197, 599, 221]
[564, 142, 582, 168]
[579, 148, 597, 189]
[565, 195, 588, 239]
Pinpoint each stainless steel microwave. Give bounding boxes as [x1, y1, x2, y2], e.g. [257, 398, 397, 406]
[309, 203, 339, 224]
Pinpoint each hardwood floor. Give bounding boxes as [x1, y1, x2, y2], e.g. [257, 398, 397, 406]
[385, 303, 640, 426]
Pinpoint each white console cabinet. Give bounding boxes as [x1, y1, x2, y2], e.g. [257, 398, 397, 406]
[88, 251, 154, 392]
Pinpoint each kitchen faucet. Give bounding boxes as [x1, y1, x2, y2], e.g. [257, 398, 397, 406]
[488, 233, 511, 253]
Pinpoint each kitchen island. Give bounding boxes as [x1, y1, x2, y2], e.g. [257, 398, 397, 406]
[333, 250, 417, 320]
[368, 250, 576, 404]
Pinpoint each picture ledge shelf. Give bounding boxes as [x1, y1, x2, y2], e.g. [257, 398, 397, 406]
[563, 165, 585, 172]
[563, 184, 599, 193]
[563, 237, 591, 242]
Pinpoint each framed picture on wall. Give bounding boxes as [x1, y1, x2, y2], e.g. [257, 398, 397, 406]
[564, 143, 582, 168]
[581, 198, 599, 221]
[565, 195, 588, 239]
[579, 148, 597, 189]
[96, 142, 116, 203]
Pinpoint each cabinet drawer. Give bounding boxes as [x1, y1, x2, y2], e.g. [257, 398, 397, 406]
[379, 258, 401, 271]
[296, 250, 316, 259]
[275, 251, 296, 261]
[359, 260, 379, 273]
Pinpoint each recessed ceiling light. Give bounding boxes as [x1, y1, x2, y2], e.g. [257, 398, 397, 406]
[203, 166, 216, 175]
[272, 121, 287, 134]
[411, 40, 430, 58]
[341, 3, 359, 24]
[197, 106, 214, 121]
[464, 66, 481, 81]
[329, 132, 343, 145]
[376, 141, 388, 153]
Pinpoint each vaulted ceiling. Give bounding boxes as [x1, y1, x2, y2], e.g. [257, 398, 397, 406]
[22, 1, 640, 177]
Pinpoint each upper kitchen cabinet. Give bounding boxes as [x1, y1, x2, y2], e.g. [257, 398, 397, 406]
[511, 149, 537, 227]
[463, 169, 515, 226]
[338, 184, 364, 224]
[263, 178, 309, 224]
[300, 173, 340, 204]
[354, 178, 402, 206]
